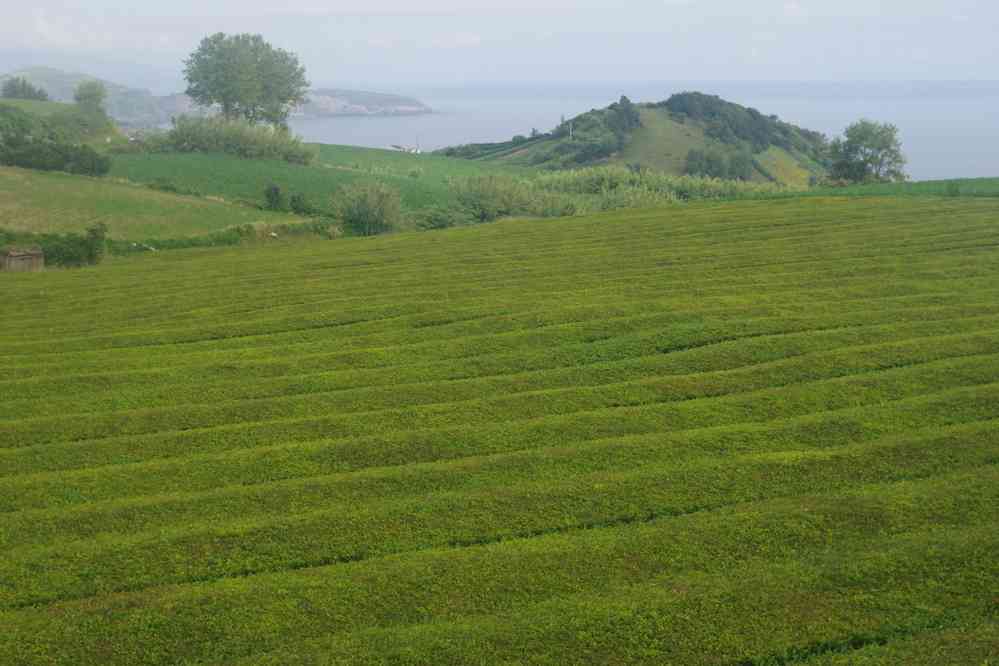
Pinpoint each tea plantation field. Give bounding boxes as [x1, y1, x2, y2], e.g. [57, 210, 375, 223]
[1, 196, 998, 664]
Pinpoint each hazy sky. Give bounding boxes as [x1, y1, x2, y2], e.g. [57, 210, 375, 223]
[1, 1, 995, 91]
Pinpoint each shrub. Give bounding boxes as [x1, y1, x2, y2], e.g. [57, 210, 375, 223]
[452, 176, 528, 223]
[333, 182, 401, 236]
[289, 193, 314, 216]
[1, 142, 111, 176]
[415, 205, 474, 230]
[264, 184, 286, 211]
[159, 116, 317, 165]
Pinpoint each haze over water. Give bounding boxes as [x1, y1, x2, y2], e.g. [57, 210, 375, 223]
[290, 80, 999, 181]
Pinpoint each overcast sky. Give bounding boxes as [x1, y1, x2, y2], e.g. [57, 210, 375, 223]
[1, 1, 995, 92]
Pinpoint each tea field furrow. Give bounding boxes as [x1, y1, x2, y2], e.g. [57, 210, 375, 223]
[2, 428, 994, 609]
[6, 381, 995, 516]
[3, 209, 996, 338]
[4, 195, 998, 663]
[3, 310, 996, 422]
[4, 324, 998, 449]
[1, 468, 992, 664]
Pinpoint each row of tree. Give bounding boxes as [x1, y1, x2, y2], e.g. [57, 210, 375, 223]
[2, 77, 50, 101]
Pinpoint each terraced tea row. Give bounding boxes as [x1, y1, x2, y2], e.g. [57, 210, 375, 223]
[2, 196, 997, 664]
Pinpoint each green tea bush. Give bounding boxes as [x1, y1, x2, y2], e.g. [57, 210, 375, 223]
[158, 116, 317, 165]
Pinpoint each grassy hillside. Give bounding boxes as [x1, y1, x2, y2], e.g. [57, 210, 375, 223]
[0, 166, 300, 240]
[441, 92, 828, 186]
[111, 144, 528, 214]
[811, 177, 999, 198]
[1, 66, 163, 127]
[0, 97, 72, 118]
[1, 196, 998, 664]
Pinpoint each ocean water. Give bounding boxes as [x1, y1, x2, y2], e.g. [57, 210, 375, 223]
[289, 81, 999, 181]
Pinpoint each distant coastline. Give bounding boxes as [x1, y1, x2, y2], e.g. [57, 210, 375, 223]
[0, 66, 433, 127]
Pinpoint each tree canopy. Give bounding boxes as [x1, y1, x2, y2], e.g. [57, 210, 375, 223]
[1, 77, 50, 101]
[183, 33, 310, 126]
[73, 81, 108, 114]
[829, 120, 907, 183]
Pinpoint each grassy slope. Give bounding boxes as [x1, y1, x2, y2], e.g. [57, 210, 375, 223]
[616, 107, 705, 173]
[811, 177, 999, 198]
[1, 196, 998, 664]
[0, 98, 72, 117]
[111, 145, 526, 214]
[0, 166, 300, 240]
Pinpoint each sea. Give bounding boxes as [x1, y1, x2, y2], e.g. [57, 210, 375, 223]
[289, 81, 999, 181]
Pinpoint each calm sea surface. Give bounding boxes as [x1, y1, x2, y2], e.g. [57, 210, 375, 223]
[290, 81, 999, 181]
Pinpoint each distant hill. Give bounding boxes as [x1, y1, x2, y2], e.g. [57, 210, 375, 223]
[0, 67, 163, 128]
[440, 92, 829, 186]
[301, 89, 431, 117]
[1, 67, 432, 128]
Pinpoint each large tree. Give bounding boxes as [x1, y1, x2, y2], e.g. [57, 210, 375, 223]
[183, 33, 309, 126]
[74, 81, 108, 114]
[829, 120, 907, 183]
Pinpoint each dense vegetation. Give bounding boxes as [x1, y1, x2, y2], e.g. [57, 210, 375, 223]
[0, 102, 114, 176]
[137, 116, 317, 165]
[660, 91, 828, 160]
[0, 223, 106, 267]
[1, 196, 997, 663]
[1, 76, 50, 101]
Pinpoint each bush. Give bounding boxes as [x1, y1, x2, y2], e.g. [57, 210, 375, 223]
[264, 184, 286, 211]
[452, 176, 528, 223]
[158, 116, 317, 165]
[289, 193, 314, 216]
[415, 205, 474, 230]
[333, 183, 401, 236]
[1, 142, 111, 176]
[0, 223, 107, 268]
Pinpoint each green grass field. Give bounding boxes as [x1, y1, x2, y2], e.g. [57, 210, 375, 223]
[1, 196, 998, 664]
[110, 144, 525, 215]
[0, 166, 301, 240]
[0, 98, 73, 117]
[812, 177, 999, 198]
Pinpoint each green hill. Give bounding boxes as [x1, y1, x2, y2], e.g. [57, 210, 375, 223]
[1, 195, 998, 663]
[0, 166, 301, 241]
[0, 66, 164, 128]
[441, 92, 829, 186]
[1, 96, 120, 146]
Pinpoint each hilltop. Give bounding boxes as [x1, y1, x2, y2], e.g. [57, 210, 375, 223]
[1, 67, 432, 128]
[2, 195, 998, 663]
[441, 92, 829, 186]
